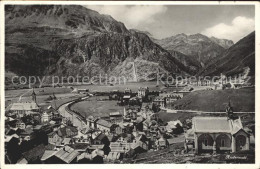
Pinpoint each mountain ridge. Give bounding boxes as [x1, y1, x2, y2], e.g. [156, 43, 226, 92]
[5, 5, 193, 83]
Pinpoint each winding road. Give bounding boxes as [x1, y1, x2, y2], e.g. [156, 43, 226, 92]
[58, 100, 87, 130]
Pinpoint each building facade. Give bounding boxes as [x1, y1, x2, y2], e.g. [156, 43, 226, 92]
[190, 116, 250, 154]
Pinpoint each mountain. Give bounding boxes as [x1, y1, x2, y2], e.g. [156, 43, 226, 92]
[210, 37, 234, 49]
[198, 31, 255, 80]
[5, 5, 192, 83]
[154, 33, 231, 68]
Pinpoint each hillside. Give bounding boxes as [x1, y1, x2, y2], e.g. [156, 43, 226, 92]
[154, 33, 232, 67]
[5, 5, 192, 83]
[171, 88, 255, 112]
[198, 31, 255, 79]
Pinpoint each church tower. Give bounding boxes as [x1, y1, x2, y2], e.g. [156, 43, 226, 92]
[32, 88, 37, 103]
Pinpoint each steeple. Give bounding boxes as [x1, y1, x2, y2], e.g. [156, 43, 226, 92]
[32, 88, 37, 103]
[226, 99, 234, 119]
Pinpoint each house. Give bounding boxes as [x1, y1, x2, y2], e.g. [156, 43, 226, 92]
[109, 112, 122, 118]
[96, 119, 115, 133]
[20, 127, 35, 141]
[109, 112, 122, 123]
[48, 131, 63, 146]
[43, 146, 80, 164]
[41, 111, 53, 123]
[156, 137, 168, 149]
[166, 120, 183, 134]
[10, 102, 40, 118]
[5, 134, 19, 143]
[57, 126, 78, 138]
[131, 140, 148, 154]
[91, 149, 104, 163]
[41, 150, 56, 163]
[152, 96, 166, 108]
[122, 95, 131, 105]
[93, 133, 110, 146]
[190, 116, 250, 154]
[86, 116, 99, 129]
[159, 92, 183, 106]
[124, 88, 132, 94]
[18, 144, 46, 164]
[106, 152, 121, 161]
[61, 138, 72, 146]
[138, 87, 149, 97]
[16, 119, 26, 129]
[77, 152, 91, 163]
[110, 142, 134, 154]
[131, 134, 149, 153]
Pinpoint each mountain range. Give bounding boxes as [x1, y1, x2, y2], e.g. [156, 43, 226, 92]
[5, 5, 255, 84]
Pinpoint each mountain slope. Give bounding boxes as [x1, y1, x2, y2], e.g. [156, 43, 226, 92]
[198, 31, 255, 78]
[210, 37, 234, 49]
[5, 5, 192, 82]
[154, 33, 230, 67]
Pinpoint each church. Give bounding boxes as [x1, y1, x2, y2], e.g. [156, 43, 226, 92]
[186, 103, 250, 154]
[9, 89, 40, 118]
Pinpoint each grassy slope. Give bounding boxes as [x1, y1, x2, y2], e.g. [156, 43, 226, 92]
[172, 88, 255, 112]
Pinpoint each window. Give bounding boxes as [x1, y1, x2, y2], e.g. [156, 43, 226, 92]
[221, 139, 225, 147]
[204, 139, 208, 146]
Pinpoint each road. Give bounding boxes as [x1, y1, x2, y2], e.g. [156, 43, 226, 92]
[58, 101, 87, 130]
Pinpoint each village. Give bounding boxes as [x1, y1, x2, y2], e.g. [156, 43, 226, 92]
[4, 77, 255, 164]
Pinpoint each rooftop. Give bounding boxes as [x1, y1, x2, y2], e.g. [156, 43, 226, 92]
[10, 102, 39, 111]
[54, 146, 80, 164]
[96, 119, 112, 128]
[192, 116, 243, 133]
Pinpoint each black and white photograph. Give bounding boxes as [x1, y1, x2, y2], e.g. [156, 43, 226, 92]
[1, 1, 258, 166]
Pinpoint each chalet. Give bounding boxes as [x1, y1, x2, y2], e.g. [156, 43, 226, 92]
[189, 116, 250, 154]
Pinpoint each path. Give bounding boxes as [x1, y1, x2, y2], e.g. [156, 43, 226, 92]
[58, 99, 87, 130]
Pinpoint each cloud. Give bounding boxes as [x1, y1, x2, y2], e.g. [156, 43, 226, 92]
[202, 16, 255, 42]
[86, 5, 167, 28]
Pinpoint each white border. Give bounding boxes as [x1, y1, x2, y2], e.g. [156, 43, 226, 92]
[0, 1, 259, 169]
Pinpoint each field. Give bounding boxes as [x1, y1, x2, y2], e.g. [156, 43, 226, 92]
[172, 88, 255, 112]
[70, 96, 124, 118]
[67, 81, 183, 93]
[5, 87, 78, 108]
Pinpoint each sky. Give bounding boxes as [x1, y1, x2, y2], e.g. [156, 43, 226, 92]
[86, 5, 255, 42]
